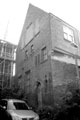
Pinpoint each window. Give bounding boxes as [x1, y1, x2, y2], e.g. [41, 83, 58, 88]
[38, 54, 40, 64]
[6, 47, 12, 54]
[31, 45, 34, 53]
[63, 25, 74, 43]
[35, 54, 40, 66]
[13, 102, 29, 110]
[25, 70, 30, 81]
[41, 47, 47, 62]
[25, 50, 28, 59]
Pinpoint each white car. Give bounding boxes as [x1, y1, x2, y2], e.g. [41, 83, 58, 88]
[0, 99, 39, 120]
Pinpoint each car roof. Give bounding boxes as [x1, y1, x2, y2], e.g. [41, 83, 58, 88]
[1, 99, 25, 103]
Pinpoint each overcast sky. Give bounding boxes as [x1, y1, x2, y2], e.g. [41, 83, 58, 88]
[0, 0, 80, 45]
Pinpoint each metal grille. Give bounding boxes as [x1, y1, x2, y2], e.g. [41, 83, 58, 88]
[22, 118, 27, 120]
[29, 118, 34, 120]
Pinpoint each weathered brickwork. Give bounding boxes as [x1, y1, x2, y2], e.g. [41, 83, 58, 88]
[16, 4, 80, 107]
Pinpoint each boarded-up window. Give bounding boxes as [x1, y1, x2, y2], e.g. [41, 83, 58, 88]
[34, 19, 40, 35]
[35, 54, 40, 66]
[25, 24, 34, 45]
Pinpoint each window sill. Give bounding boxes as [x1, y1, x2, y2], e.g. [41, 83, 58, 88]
[71, 42, 78, 48]
[40, 58, 48, 64]
[64, 38, 78, 48]
[64, 38, 72, 43]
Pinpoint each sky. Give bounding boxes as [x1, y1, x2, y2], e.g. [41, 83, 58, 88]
[0, 0, 80, 45]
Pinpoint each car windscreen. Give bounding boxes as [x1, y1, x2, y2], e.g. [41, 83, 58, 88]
[13, 102, 29, 110]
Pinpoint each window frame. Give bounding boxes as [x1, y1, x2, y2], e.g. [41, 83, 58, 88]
[63, 25, 75, 43]
[41, 46, 48, 62]
[31, 45, 34, 54]
[25, 50, 28, 59]
[35, 54, 40, 66]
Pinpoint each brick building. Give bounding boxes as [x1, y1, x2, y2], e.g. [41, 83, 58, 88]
[16, 4, 80, 107]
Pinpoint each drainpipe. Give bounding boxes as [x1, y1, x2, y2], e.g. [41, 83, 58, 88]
[72, 41, 79, 80]
[75, 55, 79, 79]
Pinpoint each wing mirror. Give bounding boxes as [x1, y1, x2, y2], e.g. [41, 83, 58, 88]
[29, 107, 32, 110]
[3, 106, 6, 110]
